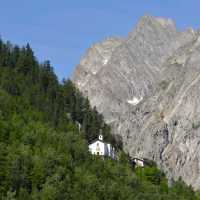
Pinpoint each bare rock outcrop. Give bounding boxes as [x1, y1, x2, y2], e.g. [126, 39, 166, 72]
[73, 15, 200, 189]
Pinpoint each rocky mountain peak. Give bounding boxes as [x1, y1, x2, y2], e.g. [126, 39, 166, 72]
[129, 15, 177, 38]
[73, 15, 200, 189]
[139, 15, 176, 28]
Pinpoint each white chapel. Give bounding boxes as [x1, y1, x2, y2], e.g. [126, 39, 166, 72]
[89, 135, 115, 159]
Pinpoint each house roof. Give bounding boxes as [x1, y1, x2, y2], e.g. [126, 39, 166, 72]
[132, 157, 144, 162]
[89, 139, 111, 146]
[89, 139, 105, 144]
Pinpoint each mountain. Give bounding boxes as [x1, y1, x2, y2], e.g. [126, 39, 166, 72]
[1, 38, 198, 199]
[73, 15, 200, 189]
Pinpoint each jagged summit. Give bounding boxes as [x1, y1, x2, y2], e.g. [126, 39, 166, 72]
[73, 16, 200, 189]
[128, 15, 177, 37]
[138, 15, 176, 28]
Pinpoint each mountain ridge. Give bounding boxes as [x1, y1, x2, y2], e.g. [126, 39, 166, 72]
[73, 15, 200, 189]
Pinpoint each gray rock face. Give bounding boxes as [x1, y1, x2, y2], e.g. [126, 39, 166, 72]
[73, 15, 200, 189]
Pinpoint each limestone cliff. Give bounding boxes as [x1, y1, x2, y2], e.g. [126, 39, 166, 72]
[73, 15, 200, 189]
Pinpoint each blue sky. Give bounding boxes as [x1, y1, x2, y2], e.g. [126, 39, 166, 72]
[0, 0, 200, 80]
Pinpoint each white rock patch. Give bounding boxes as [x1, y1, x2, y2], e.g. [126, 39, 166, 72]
[92, 71, 97, 75]
[77, 81, 85, 88]
[127, 97, 143, 106]
[103, 59, 108, 65]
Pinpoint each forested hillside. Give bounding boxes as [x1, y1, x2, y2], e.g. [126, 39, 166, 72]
[0, 39, 199, 199]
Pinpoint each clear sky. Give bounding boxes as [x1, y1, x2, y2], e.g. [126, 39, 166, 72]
[0, 0, 200, 80]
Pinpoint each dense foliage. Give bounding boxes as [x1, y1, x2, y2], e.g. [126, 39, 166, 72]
[0, 39, 199, 199]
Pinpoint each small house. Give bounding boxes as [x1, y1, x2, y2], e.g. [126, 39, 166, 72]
[89, 135, 115, 159]
[131, 158, 145, 167]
